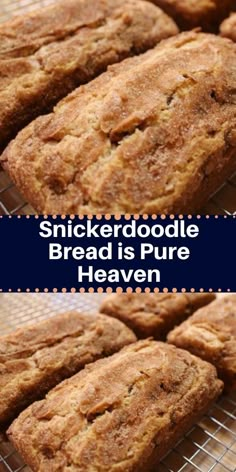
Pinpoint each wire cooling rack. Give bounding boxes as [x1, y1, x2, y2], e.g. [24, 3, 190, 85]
[0, 0, 55, 216]
[0, 0, 54, 23]
[1, 167, 236, 216]
[0, 0, 236, 216]
[0, 293, 235, 472]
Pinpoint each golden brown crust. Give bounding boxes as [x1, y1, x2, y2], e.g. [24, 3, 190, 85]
[0, 0, 178, 151]
[100, 293, 215, 339]
[220, 13, 236, 42]
[168, 295, 236, 391]
[150, 0, 236, 30]
[0, 311, 136, 426]
[2, 31, 236, 215]
[8, 340, 223, 472]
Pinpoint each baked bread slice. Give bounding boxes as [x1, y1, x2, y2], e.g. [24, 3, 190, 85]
[0, 0, 178, 151]
[150, 0, 235, 30]
[221, 13, 236, 42]
[0, 311, 136, 426]
[2, 31, 236, 215]
[168, 295, 236, 391]
[7, 340, 223, 472]
[100, 293, 215, 339]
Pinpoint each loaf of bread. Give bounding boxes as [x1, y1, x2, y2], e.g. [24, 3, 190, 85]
[221, 13, 236, 42]
[168, 296, 236, 391]
[2, 31, 236, 215]
[0, 0, 178, 152]
[100, 293, 215, 339]
[150, 0, 235, 30]
[0, 311, 136, 426]
[8, 340, 223, 472]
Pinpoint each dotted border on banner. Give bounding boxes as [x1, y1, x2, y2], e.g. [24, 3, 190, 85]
[0, 214, 236, 220]
[0, 214, 234, 292]
[0, 288, 232, 293]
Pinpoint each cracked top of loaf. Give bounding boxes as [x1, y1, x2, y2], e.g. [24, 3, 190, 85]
[100, 293, 215, 338]
[0, 311, 136, 425]
[2, 31, 236, 215]
[8, 340, 223, 472]
[168, 295, 236, 390]
[0, 0, 178, 149]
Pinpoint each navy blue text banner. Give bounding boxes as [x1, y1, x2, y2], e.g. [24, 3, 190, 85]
[0, 215, 235, 292]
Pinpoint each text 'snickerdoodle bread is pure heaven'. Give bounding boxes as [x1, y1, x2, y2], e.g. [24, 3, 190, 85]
[221, 13, 236, 42]
[0, 311, 136, 426]
[8, 341, 223, 472]
[100, 293, 216, 338]
[168, 296, 236, 391]
[2, 32, 236, 215]
[0, 0, 178, 150]
[150, 0, 236, 30]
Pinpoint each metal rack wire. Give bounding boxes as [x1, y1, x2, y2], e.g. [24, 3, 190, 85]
[0, 293, 235, 472]
[1, 167, 236, 216]
[0, 0, 56, 216]
[0, 0, 54, 23]
[0, 0, 235, 464]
